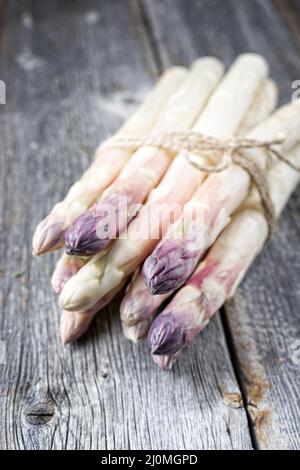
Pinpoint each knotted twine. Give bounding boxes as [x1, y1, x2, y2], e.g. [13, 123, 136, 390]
[103, 132, 300, 238]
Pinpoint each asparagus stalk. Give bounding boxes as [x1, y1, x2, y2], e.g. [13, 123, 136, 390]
[59, 54, 268, 314]
[143, 98, 300, 295]
[51, 253, 88, 294]
[32, 67, 188, 255]
[64, 58, 224, 256]
[149, 142, 300, 369]
[120, 79, 277, 328]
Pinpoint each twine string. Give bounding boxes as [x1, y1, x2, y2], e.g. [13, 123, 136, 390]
[103, 132, 300, 238]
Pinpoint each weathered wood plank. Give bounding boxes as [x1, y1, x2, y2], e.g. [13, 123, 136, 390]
[142, 0, 300, 102]
[0, 0, 252, 450]
[221, 0, 300, 449]
[143, 0, 300, 449]
[2, 0, 300, 450]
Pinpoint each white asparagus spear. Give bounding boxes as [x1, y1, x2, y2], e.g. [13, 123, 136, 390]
[32, 66, 188, 255]
[60, 283, 123, 344]
[57, 56, 271, 294]
[64, 58, 224, 256]
[120, 79, 278, 328]
[143, 98, 300, 295]
[59, 54, 268, 314]
[149, 142, 300, 368]
[238, 80, 278, 137]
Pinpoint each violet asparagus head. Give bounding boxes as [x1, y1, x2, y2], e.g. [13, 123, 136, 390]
[148, 312, 186, 355]
[65, 192, 132, 256]
[148, 287, 209, 358]
[142, 237, 200, 295]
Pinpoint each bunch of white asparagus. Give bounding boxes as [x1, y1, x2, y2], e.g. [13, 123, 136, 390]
[33, 54, 300, 369]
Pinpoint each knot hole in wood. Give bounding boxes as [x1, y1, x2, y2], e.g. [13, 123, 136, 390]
[25, 402, 55, 426]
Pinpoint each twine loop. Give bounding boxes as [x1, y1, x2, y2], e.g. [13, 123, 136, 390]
[103, 132, 300, 238]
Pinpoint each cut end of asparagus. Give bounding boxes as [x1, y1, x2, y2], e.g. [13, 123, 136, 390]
[143, 240, 198, 295]
[148, 313, 185, 355]
[60, 310, 92, 345]
[32, 216, 64, 256]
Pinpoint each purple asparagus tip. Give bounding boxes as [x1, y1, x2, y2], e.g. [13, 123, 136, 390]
[143, 240, 199, 295]
[148, 313, 185, 355]
[65, 192, 130, 256]
[65, 210, 109, 256]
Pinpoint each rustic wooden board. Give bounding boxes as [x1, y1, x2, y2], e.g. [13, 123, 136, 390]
[0, 0, 253, 450]
[141, 0, 300, 449]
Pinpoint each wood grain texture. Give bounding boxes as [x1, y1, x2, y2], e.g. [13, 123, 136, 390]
[0, 0, 252, 450]
[274, 0, 300, 51]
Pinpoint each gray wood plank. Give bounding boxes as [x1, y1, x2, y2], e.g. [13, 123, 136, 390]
[274, 0, 300, 51]
[142, 0, 300, 102]
[143, 0, 300, 449]
[0, 0, 252, 450]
